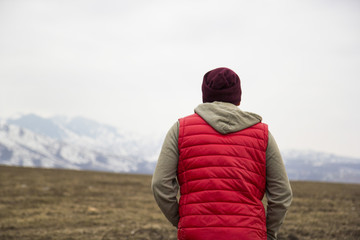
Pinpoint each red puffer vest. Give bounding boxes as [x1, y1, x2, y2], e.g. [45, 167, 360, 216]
[177, 114, 268, 240]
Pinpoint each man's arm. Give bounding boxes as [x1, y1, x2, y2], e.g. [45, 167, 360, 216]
[151, 122, 180, 227]
[266, 131, 293, 240]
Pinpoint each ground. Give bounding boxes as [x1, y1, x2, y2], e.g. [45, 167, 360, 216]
[0, 165, 359, 240]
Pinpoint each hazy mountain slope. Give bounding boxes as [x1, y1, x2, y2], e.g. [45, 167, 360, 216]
[1, 114, 360, 183]
[7, 114, 162, 158]
[0, 117, 157, 173]
[283, 150, 360, 183]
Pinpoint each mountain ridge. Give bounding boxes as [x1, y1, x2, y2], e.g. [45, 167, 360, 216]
[1, 114, 359, 183]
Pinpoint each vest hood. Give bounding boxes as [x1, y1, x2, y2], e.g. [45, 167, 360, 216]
[194, 101, 262, 134]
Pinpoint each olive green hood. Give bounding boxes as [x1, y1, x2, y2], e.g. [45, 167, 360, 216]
[194, 101, 262, 134]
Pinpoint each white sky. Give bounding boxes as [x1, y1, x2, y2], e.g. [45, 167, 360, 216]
[1, 0, 359, 158]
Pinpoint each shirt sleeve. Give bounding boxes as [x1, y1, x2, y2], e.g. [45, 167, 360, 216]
[266, 131, 293, 240]
[151, 121, 180, 227]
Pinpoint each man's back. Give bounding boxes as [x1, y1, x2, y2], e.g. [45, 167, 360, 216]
[177, 112, 268, 240]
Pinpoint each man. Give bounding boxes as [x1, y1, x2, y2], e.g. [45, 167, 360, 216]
[152, 67, 292, 240]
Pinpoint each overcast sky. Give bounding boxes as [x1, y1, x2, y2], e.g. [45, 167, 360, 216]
[0, 0, 359, 158]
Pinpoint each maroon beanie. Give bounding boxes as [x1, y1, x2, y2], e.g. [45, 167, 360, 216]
[202, 67, 241, 105]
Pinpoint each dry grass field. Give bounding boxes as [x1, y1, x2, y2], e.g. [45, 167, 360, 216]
[0, 165, 359, 240]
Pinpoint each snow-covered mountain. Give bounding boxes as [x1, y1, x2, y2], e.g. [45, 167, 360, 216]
[1, 114, 360, 183]
[0, 114, 161, 174]
[6, 114, 161, 159]
[282, 150, 360, 184]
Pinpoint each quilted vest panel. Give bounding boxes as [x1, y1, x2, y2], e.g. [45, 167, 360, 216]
[177, 113, 268, 240]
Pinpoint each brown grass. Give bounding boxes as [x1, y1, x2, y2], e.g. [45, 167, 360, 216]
[0, 165, 359, 240]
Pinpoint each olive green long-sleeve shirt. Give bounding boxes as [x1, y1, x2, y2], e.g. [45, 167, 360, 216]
[152, 102, 292, 240]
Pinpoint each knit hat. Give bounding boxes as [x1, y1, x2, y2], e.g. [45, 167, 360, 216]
[202, 67, 241, 105]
